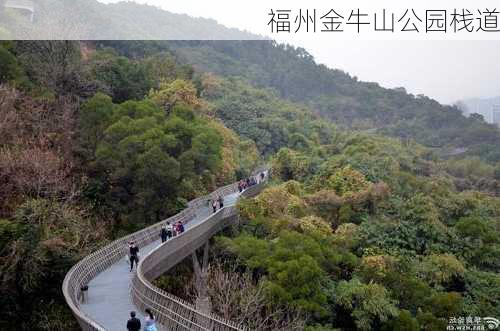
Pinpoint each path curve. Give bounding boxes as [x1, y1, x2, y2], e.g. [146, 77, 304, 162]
[62, 172, 267, 331]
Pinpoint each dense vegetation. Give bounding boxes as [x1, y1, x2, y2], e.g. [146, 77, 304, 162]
[167, 41, 500, 164]
[0, 40, 258, 329]
[0, 37, 499, 331]
[212, 134, 499, 330]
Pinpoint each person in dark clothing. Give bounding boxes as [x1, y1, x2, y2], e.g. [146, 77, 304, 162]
[160, 226, 168, 243]
[238, 181, 243, 193]
[127, 311, 141, 331]
[129, 242, 139, 272]
[212, 199, 218, 213]
[218, 195, 224, 209]
[178, 221, 185, 234]
[166, 222, 173, 239]
[260, 172, 265, 181]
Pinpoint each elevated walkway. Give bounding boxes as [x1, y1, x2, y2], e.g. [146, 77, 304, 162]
[63, 174, 267, 331]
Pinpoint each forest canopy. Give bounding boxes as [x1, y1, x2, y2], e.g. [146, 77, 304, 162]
[0, 39, 498, 331]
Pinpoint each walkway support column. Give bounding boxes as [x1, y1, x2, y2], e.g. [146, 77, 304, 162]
[192, 240, 212, 315]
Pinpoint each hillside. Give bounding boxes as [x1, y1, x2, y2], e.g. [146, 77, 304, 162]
[98, 38, 500, 164]
[165, 41, 500, 163]
[0, 0, 257, 39]
[2, 0, 498, 162]
[1, 39, 499, 331]
[0, 1, 499, 330]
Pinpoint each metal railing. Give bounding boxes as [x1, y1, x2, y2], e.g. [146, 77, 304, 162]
[62, 173, 267, 331]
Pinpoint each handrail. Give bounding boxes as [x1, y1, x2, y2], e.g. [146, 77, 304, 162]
[62, 171, 267, 331]
[131, 182, 266, 331]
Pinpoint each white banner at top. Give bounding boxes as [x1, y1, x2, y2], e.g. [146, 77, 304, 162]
[1, 0, 500, 40]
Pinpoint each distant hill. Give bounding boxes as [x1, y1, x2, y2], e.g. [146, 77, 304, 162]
[2, 0, 498, 163]
[0, 0, 260, 39]
[160, 41, 500, 163]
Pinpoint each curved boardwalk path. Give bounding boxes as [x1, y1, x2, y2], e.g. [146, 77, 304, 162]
[80, 193, 239, 330]
[63, 173, 267, 331]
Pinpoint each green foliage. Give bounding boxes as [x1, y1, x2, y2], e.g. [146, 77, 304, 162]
[494, 164, 500, 180]
[149, 78, 203, 111]
[201, 76, 337, 155]
[90, 49, 155, 103]
[77, 92, 115, 160]
[3, 39, 500, 331]
[169, 41, 500, 163]
[425, 292, 463, 318]
[416, 311, 447, 331]
[326, 166, 370, 197]
[334, 278, 399, 330]
[0, 199, 103, 330]
[455, 216, 496, 242]
[229, 114, 499, 329]
[272, 148, 313, 182]
[81, 95, 224, 225]
[401, 193, 440, 224]
[381, 310, 419, 331]
[462, 269, 500, 317]
[220, 230, 351, 317]
[0, 42, 23, 83]
[417, 254, 466, 289]
[0, 218, 23, 252]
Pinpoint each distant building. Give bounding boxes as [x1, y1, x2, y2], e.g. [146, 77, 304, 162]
[493, 104, 500, 127]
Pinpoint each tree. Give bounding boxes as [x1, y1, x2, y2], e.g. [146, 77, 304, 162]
[149, 79, 203, 112]
[424, 292, 463, 318]
[417, 254, 465, 289]
[0, 199, 105, 330]
[327, 166, 370, 197]
[77, 93, 115, 160]
[84, 97, 225, 225]
[133, 147, 181, 221]
[381, 310, 419, 331]
[90, 49, 154, 102]
[334, 278, 399, 330]
[15, 41, 95, 97]
[272, 148, 312, 182]
[0, 42, 23, 83]
[220, 231, 344, 318]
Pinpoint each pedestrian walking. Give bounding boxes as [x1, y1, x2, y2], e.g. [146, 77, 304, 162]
[212, 199, 218, 213]
[160, 225, 168, 243]
[127, 311, 141, 331]
[178, 221, 185, 234]
[166, 222, 173, 240]
[143, 309, 158, 331]
[172, 222, 178, 237]
[129, 241, 139, 272]
[218, 195, 224, 209]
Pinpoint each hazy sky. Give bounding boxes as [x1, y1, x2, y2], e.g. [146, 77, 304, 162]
[100, 0, 500, 104]
[303, 40, 500, 104]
